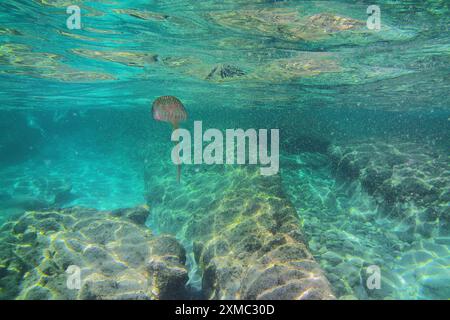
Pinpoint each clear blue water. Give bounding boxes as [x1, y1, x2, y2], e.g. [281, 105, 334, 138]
[0, 0, 449, 300]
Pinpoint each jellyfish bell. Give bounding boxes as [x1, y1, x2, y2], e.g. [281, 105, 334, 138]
[152, 96, 188, 183]
[152, 96, 187, 129]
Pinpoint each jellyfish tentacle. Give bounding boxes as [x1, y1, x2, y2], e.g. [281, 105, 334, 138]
[172, 121, 181, 183]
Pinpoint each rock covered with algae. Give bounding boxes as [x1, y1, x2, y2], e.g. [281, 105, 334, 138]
[146, 164, 335, 300]
[0, 27, 22, 36]
[160, 51, 341, 83]
[72, 49, 159, 68]
[207, 9, 365, 41]
[0, 43, 114, 82]
[0, 206, 188, 300]
[113, 9, 170, 21]
[35, 0, 83, 7]
[161, 56, 247, 83]
[205, 64, 246, 81]
[250, 52, 342, 82]
[207, 5, 415, 44]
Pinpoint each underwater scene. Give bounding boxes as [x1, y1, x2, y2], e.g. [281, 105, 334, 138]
[0, 0, 449, 301]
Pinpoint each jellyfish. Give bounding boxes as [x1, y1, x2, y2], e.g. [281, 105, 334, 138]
[152, 96, 188, 183]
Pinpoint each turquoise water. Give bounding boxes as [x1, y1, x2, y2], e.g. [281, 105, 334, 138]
[0, 0, 449, 300]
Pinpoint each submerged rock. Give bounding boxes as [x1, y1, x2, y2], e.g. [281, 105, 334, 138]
[206, 64, 245, 81]
[72, 49, 159, 67]
[307, 13, 363, 33]
[207, 9, 364, 41]
[0, 206, 188, 300]
[281, 151, 449, 299]
[328, 140, 449, 238]
[160, 56, 247, 83]
[161, 52, 341, 83]
[0, 27, 22, 36]
[146, 164, 335, 300]
[251, 52, 342, 81]
[0, 43, 114, 82]
[114, 9, 170, 21]
[35, 0, 83, 7]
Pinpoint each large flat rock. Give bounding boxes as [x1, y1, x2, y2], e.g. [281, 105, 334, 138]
[0, 206, 188, 300]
